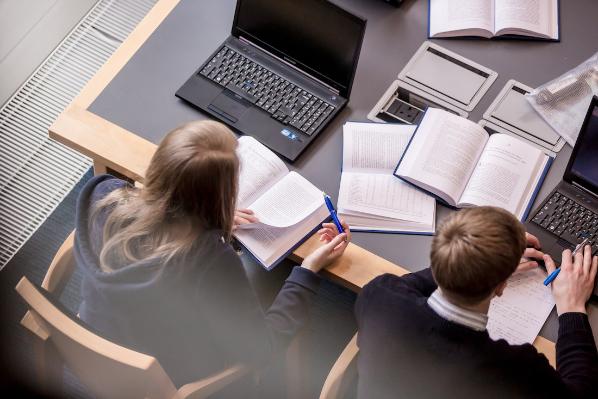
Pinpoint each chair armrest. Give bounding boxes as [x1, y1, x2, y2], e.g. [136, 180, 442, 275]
[42, 230, 76, 295]
[176, 363, 251, 399]
[17, 281, 64, 393]
[319, 333, 359, 399]
[21, 310, 50, 341]
[533, 335, 556, 368]
[19, 230, 77, 392]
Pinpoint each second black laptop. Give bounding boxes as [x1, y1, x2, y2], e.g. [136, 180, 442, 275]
[525, 96, 598, 296]
[175, 0, 366, 162]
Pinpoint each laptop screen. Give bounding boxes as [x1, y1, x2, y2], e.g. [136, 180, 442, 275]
[232, 0, 366, 98]
[566, 97, 598, 195]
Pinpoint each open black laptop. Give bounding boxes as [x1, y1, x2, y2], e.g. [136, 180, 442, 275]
[525, 95, 598, 295]
[175, 0, 366, 162]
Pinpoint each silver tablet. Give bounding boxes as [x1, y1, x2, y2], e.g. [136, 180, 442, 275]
[483, 79, 565, 153]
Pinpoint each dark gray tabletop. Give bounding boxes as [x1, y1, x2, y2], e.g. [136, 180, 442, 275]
[89, 0, 598, 342]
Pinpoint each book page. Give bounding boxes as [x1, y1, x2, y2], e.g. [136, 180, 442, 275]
[495, 0, 558, 39]
[429, 0, 494, 37]
[339, 173, 435, 223]
[343, 122, 417, 173]
[459, 133, 545, 218]
[487, 268, 555, 345]
[340, 122, 435, 226]
[341, 209, 435, 233]
[395, 108, 488, 206]
[237, 136, 288, 209]
[246, 171, 323, 228]
[234, 205, 329, 269]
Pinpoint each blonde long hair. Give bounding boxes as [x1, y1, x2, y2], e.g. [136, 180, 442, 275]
[93, 121, 239, 272]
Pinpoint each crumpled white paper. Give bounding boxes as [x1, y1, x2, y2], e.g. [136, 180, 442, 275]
[525, 52, 598, 147]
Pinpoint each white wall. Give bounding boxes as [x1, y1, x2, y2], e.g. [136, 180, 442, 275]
[0, 0, 98, 106]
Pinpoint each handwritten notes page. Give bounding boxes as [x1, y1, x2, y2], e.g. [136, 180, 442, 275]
[487, 268, 555, 345]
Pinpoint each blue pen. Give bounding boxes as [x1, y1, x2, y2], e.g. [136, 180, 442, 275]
[543, 237, 589, 286]
[323, 192, 345, 234]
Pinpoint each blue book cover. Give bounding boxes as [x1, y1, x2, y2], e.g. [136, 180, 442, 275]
[394, 108, 554, 222]
[427, 0, 560, 42]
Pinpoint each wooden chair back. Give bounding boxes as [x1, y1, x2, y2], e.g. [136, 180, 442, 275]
[319, 333, 359, 399]
[17, 276, 179, 399]
[41, 230, 76, 294]
[17, 230, 249, 399]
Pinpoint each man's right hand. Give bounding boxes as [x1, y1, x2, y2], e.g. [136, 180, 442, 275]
[544, 245, 598, 315]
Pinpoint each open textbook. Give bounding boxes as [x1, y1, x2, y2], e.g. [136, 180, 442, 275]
[394, 108, 552, 220]
[488, 268, 555, 345]
[429, 0, 559, 41]
[338, 122, 436, 233]
[234, 136, 329, 269]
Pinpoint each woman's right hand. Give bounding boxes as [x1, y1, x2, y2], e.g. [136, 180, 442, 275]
[301, 220, 351, 273]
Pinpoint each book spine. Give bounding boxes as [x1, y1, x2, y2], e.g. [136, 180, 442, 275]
[520, 156, 554, 222]
[350, 227, 434, 236]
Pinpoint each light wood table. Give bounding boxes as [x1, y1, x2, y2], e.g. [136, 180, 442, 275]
[49, 0, 556, 365]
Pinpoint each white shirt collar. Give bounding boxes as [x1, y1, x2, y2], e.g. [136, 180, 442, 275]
[427, 289, 488, 332]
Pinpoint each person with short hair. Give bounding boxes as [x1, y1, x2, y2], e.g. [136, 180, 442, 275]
[355, 206, 598, 399]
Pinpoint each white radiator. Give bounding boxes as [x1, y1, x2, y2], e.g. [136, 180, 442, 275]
[0, 0, 158, 269]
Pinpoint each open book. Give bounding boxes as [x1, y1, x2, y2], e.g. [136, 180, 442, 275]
[338, 122, 436, 233]
[234, 136, 329, 269]
[394, 108, 552, 220]
[429, 0, 559, 40]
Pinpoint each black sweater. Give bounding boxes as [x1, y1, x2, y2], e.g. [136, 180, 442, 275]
[355, 269, 598, 399]
[75, 175, 321, 388]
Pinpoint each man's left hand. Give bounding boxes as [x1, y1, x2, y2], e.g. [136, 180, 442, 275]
[517, 232, 545, 272]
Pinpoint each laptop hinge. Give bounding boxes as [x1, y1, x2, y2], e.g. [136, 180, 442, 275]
[239, 36, 341, 96]
[572, 181, 598, 199]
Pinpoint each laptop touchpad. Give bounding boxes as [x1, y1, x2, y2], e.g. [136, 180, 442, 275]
[208, 90, 250, 123]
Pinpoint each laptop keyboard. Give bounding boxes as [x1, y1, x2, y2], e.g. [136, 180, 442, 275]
[531, 192, 598, 254]
[199, 46, 336, 136]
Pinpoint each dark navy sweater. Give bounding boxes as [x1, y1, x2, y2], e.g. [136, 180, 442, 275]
[75, 175, 321, 388]
[355, 269, 598, 399]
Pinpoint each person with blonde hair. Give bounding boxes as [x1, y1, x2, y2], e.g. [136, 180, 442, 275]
[355, 206, 598, 398]
[74, 120, 349, 391]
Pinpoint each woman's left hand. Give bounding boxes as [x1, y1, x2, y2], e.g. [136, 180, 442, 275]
[233, 209, 258, 230]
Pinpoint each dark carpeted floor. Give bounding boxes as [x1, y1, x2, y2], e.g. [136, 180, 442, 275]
[0, 170, 357, 398]
[0, 168, 94, 398]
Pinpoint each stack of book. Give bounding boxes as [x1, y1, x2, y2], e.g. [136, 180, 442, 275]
[337, 122, 436, 234]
